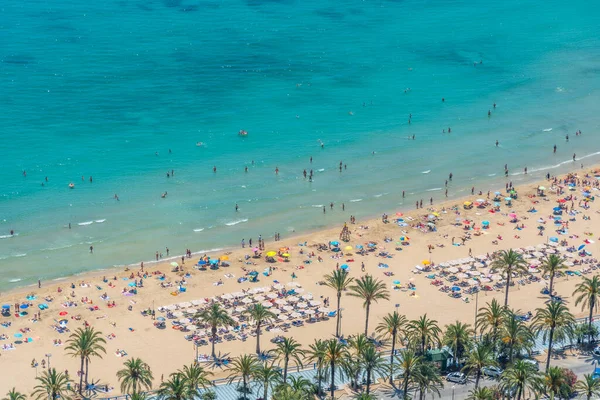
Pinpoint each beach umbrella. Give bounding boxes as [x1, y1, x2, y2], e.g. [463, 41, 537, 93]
[1, 305, 9, 309]
[356, 244, 363, 249]
[422, 260, 430, 265]
[309, 300, 321, 306]
[318, 307, 330, 313]
[296, 302, 308, 309]
[451, 286, 461, 292]
[578, 245, 586, 251]
[393, 280, 401, 285]
[330, 241, 339, 247]
[553, 207, 562, 212]
[399, 236, 409, 242]
[464, 201, 472, 206]
[287, 282, 300, 287]
[20, 304, 28, 310]
[234, 306, 246, 313]
[509, 213, 517, 218]
[261, 301, 273, 308]
[505, 197, 512, 201]
[494, 202, 501, 207]
[287, 296, 300, 303]
[209, 259, 218, 264]
[290, 312, 302, 319]
[462, 220, 471, 225]
[14, 333, 23, 338]
[396, 212, 404, 217]
[281, 253, 290, 258]
[494, 191, 502, 195]
[252, 247, 259, 252]
[220, 293, 233, 300]
[340, 264, 349, 270]
[271, 308, 281, 314]
[305, 309, 316, 315]
[267, 293, 278, 299]
[282, 306, 293, 312]
[170, 262, 179, 267]
[253, 295, 266, 302]
[278, 315, 289, 321]
[266, 251, 277, 257]
[476, 198, 485, 203]
[538, 186, 546, 191]
[482, 221, 490, 226]
[157, 316, 166, 322]
[242, 298, 253, 304]
[558, 199, 566, 203]
[220, 255, 229, 261]
[344, 246, 353, 251]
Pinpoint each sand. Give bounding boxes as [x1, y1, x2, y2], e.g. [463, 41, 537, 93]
[1, 167, 599, 394]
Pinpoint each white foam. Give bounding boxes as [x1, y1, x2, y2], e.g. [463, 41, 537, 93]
[373, 193, 385, 198]
[426, 188, 442, 192]
[421, 170, 431, 174]
[350, 199, 362, 202]
[95, 219, 106, 223]
[8, 278, 22, 283]
[14, 253, 27, 258]
[311, 204, 323, 208]
[225, 218, 248, 226]
[0, 234, 14, 239]
[317, 168, 325, 172]
[78, 221, 93, 226]
[543, 128, 552, 132]
[193, 228, 205, 232]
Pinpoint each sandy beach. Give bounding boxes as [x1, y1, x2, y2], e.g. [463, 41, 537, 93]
[1, 166, 599, 394]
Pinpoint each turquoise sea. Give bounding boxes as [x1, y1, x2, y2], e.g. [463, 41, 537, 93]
[1, 0, 600, 289]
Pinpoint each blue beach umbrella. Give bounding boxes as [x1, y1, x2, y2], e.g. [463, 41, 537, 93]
[505, 197, 512, 201]
[19, 304, 28, 309]
[393, 280, 401, 285]
[578, 245, 586, 251]
[356, 245, 363, 249]
[549, 237, 559, 243]
[451, 286, 461, 292]
[1, 305, 9, 309]
[482, 221, 490, 226]
[157, 316, 166, 322]
[340, 264, 349, 270]
[553, 207, 562, 212]
[210, 259, 218, 264]
[330, 241, 339, 247]
[14, 333, 22, 338]
[494, 202, 501, 207]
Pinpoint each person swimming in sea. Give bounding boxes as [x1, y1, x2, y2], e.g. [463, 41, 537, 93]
[553, 144, 557, 153]
[161, 192, 168, 198]
[495, 140, 499, 147]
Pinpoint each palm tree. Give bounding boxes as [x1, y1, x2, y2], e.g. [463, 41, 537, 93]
[575, 373, 600, 400]
[361, 344, 389, 394]
[476, 299, 506, 352]
[540, 254, 567, 296]
[287, 376, 314, 395]
[531, 300, 575, 372]
[244, 303, 276, 354]
[129, 392, 149, 400]
[501, 310, 535, 362]
[490, 249, 528, 306]
[415, 361, 443, 400]
[116, 357, 154, 395]
[466, 387, 494, 400]
[253, 362, 281, 400]
[324, 338, 348, 399]
[407, 314, 442, 355]
[323, 269, 354, 337]
[177, 364, 213, 391]
[195, 302, 235, 359]
[31, 368, 72, 400]
[2, 389, 26, 400]
[275, 337, 305, 384]
[462, 343, 496, 389]
[272, 384, 305, 400]
[443, 321, 473, 365]
[500, 359, 541, 400]
[376, 311, 407, 384]
[353, 394, 377, 400]
[226, 354, 259, 400]
[573, 276, 600, 344]
[343, 334, 370, 390]
[64, 326, 107, 394]
[543, 366, 565, 400]
[156, 373, 190, 400]
[348, 274, 390, 336]
[396, 349, 422, 400]
[306, 339, 328, 396]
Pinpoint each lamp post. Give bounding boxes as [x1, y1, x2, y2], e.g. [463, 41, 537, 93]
[45, 353, 52, 369]
[473, 287, 480, 340]
[452, 385, 456, 400]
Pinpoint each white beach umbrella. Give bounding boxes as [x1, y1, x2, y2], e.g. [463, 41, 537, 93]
[296, 302, 308, 309]
[275, 299, 287, 305]
[172, 311, 184, 317]
[191, 299, 206, 306]
[220, 294, 233, 300]
[271, 308, 281, 314]
[287, 296, 300, 303]
[234, 307, 246, 313]
[178, 302, 192, 308]
[273, 284, 284, 290]
[231, 292, 246, 298]
[186, 325, 196, 331]
[318, 307, 330, 313]
[278, 314, 289, 321]
[294, 288, 305, 293]
[301, 293, 313, 300]
[266, 293, 278, 299]
[254, 295, 266, 302]
[305, 309, 316, 315]
[261, 301, 273, 308]
[242, 298, 253, 304]
[290, 312, 301, 319]
[309, 300, 321, 306]
[282, 306, 293, 312]
[287, 282, 300, 287]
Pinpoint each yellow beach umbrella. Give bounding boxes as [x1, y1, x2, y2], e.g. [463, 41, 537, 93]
[282, 253, 290, 258]
[464, 201, 472, 206]
[266, 251, 277, 257]
[220, 255, 229, 261]
[422, 260, 431, 265]
[344, 246, 353, 251]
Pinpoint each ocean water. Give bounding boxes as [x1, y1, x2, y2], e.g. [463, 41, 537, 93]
[1, 0, 600, 289]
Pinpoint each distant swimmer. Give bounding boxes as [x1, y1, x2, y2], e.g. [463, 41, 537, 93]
[89, 176, 93, 183]
[90, 245, 93, 254]
[348, 111, 354, 116]
[69, 182, 75, 189]
[196, 142, 203, 147]
[161, 191, 168, 198]
[114, 194, 119, 201]
[449, 172, 453, 181]
[488, 110, 491, 117]
[238, 130, 248, 136]
[495, 140, 499, 147]
[493, 103, 496, 108]
[524, 167, 528, 174]
[82, 175, 85, 181]
[45, 176, 48, 182]
[412, 135, 415, 140]
[310, 156, 313, 163]
[245, 166, 248, 173]
[169, 149, 172, 154]
[553, 145, 557, 153]
[213, 166, 217, 173]
[442, 98, 445, 102]
[235, 203, 239, 212]
[23, 170, 26, 177]
[275, 167, 279, 175]
[448, 127, 451, 133]
[566, 134, 569, 142]
[573, 153, 576, 161]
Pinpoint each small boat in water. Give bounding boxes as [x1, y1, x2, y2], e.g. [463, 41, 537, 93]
[238, 130, 248, 137]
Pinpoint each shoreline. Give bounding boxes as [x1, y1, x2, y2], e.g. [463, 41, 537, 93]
[3, 160, 598, 298]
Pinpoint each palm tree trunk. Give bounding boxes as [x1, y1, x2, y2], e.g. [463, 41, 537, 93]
[366, 368, 372, 394]
[549, 274, 555, 296]
[243, 376, 248, 400]
[421, 335, 426, 355]
[263, 380, 268, 400]
[475, 370, 481, 389]
[509, 342, 514, 363]
[317, 362, 323, 396]
[589, 302, 594, 345]
[79, 356, 85, 395]
[283, 357, 289, 384]
[364, 301, 371, 336]
[330, 360, 336, 400]
[335, 292, 341, 337]
[504, 273, 511, 307]
[403, 373, 410, 400]
[256, 322, 261, 354]
[389, 331, 396, 384]
[546, 326, 555, 372]
[211, 327, 217, 359]
[85, 357, 89, 387]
